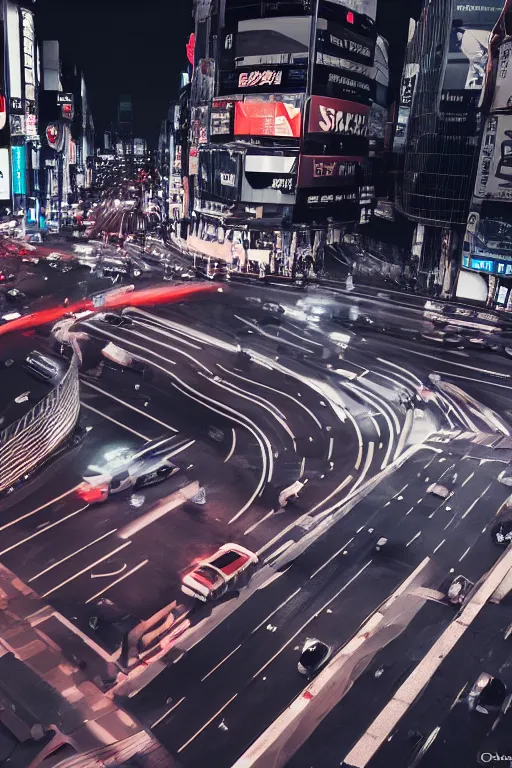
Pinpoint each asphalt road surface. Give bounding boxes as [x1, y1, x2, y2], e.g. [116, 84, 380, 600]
[1, 266, 512, 768]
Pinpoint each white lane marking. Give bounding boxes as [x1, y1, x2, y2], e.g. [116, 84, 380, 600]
[81, 402, 149, 440]
[368, 412, 381, 438]
[85, 558, 149, 604]
[235, 314, 312, 354]
[433, 539, 445, 554]
[327, 437, 334, 461]
[201, 644, 243, 682]
[459, 546, 471, 562]
[225, 428, 237, 463]
[251, 561, 373, 680]
[351, 442, 375, 494]
[244, 510, 274, 536]
[28, 529, 118, 582]
[42, 542, 132, 598]
[376, 357, 423, 387]
[281, 325, 324, 347]
[344, 384, 395, 469]
[81, 380, 178, 432]
[394, 484, 409, 498]
[406, 507, 414, 516]
[216, 364, 322, 428]
[134, 317, 202, 348]
[434, 371, 512, 390]
[309, 474, 354, 516]
[263, 540, 294, 564]
[437, 391, 479, 432]
[203, 372, 295, 445]
[91, 564, 127, 579]
[151, 696, 186, 729]
[461, 471, 475, 488]
[406, 531, 421, 547]
[125, 307, 237, 353]
[0, 505, 89, 557]
[0, 485, 81, 534]
[121, 325, 213, 374]
[177, 693, 238, 753]
[371, 370, 410, 393]
[461, 483, 491, 519]
[250, 588, 302, 636]
[300, 457, 306, 478]
[401, 347, 511, 378]
[83, 323, 269, 522]
[310, 537, 355, 579]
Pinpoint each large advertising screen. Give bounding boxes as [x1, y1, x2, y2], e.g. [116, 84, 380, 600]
[454, 2, 504, 27]
[444, 24, 490, 91]
[313, 62, 373, 105]
[298, 155, 362, 188]
[308, 95, 369, 137]
[474, 115, 512, 200]
[234, 99, 302, 138]
[491, 39, 512, 111]
[210, 100, 236, 137]
[316, 17, 375, 67]
[219, 65, 307, 96]
[227, 16, 311, 68]
[242, 152, 298, 204]
[199, 148, 242, 202]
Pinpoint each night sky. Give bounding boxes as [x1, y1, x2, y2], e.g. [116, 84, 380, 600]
[36, 0, 417, 147]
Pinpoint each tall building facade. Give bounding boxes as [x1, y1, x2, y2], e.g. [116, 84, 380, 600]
[394, 0, 505, 294]
[0, 0, 41, 231]
[458, 0, 512, 308]
[185, 0, 381, 275]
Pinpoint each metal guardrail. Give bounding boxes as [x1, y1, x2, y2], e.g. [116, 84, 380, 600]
[0, 354, 81, 493]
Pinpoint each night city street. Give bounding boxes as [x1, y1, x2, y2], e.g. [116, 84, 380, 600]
[1, 1, 512, 767]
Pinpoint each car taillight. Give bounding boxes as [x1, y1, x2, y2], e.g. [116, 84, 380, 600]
[77, 485, 105, 503]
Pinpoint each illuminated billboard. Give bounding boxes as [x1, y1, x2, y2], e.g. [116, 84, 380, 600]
[491, 39, 512, 111]
[454, 2, 504, 26]
[219, 65, 307, 96]
[228, 16, 311, 67]
[474, 115, 512, 201]
[308, 95, 369, 137]
[324, 0, 377, 22]
[298, 155, 362, 188]
[234, 99, 301, 138]
[11, 146, 26, 195]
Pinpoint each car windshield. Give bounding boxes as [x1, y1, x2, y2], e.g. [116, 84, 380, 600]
[301, 643, 327, 668]
[193, 566, 223, 588]
[210, 550, 243, 573]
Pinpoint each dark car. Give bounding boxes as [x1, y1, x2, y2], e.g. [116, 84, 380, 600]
[297, 638, 332, 677]
[491, 499, 512, 547]
[469, 673, 507, 714]
[98, 312, 133, 328]
[5, 288, 27, 302]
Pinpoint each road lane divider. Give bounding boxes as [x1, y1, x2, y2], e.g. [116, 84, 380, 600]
[343, 544, 512, 767]
[0, 504, 90, 556]
[85, 558, 149, 604]
[41, 541, 132, 598]
[28, 529, 118, 582]
[80, 380, 178, 432]
[0, 484, 81, 533]
[80, 402, 149, 440]
[232, 557, 432, 768]
[118, 478, 199, 539]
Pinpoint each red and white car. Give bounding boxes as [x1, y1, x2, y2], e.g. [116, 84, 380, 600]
[181, 543, 258, 602]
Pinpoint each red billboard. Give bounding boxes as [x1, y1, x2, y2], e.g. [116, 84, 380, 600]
[308, 95, 369, 136]
[234, 100, 301, 138]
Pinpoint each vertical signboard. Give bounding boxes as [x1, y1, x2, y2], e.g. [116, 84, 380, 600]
[0, 148, 11, 199]
[11, 145, 26, 195]
[21, 9, 36, 102]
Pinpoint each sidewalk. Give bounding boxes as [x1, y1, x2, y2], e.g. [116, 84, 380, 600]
[0, 562, 161, 762]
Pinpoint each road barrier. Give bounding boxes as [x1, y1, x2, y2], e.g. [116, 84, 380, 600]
[0, 355, 80, 493]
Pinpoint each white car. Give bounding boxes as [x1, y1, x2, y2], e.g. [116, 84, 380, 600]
[78, 437, 188, 503]
[181, 544, 258, 602]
